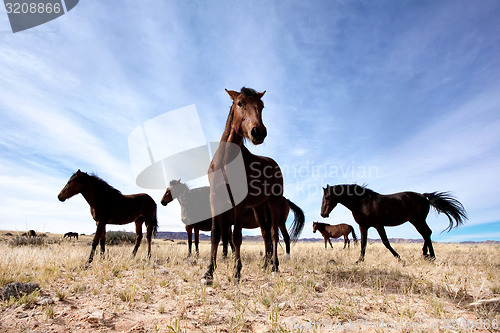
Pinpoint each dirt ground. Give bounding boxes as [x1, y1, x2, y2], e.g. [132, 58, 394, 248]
[0, 235, 499, 332]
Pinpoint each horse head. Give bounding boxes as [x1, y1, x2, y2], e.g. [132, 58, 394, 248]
[321, 185, 338, 218]
[58, 169, 85, 202]
[312, 221, 318, 233]
[161, 179, 187, 206]
[226, 87, 267, 145]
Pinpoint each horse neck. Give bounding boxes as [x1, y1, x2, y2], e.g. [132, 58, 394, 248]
[335, 190, 363, 212]
[212, 107, 245, 170]
[220, 106, 244, 145]
[315, 223, 326, 231]
[174, 185, 189, 205]
[79, 182, 99, 208]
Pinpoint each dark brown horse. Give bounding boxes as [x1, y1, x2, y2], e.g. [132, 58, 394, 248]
[161, 180, 234, 257]
[321, 184, 467, 262]
[203, 87, 303, 284]
[58, 170, 158, 264]
[27, 230, 36, 238]
[161, 179, 304, 257]
[312, 222, 357, 249]
[63, 232, 79, 240]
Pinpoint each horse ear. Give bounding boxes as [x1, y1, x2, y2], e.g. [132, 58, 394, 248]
[77, 169, 81, 175]
[225, 89, 239, 100]
[257, 91, 266, 99]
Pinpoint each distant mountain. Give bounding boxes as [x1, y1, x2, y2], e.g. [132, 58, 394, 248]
[154, 231, 499, 244]
[155, 231, 210, 241]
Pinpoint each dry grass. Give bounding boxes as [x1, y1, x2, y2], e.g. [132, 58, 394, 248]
[0, 232, 499, 332]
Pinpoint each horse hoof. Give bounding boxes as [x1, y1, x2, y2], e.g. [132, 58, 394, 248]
[201, 271, 213, 285]
[201, 278, 212, 286]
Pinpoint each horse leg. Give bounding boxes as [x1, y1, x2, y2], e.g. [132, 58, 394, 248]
[146, 221, 153, 259]
[412, 220, 435, 259]
[329, 238, 334, 248]
[88, 222, 105, 264]
[375, 226, 400, 259]
[280, 225, 291, 257]
[324, 237, 328, 249]
[269, 200, 282, 273]
[186, 226, 193, 257]
[194, 228, 200, 256]
[203, 207, 231, 283]
[99, 227, 107, 258]
[202, 216, 220, 283]
[254, 206, 272, 268]
[357, 226, 368, 263]
[222, 227, 229, 258]
[343, 235, 349, 249]
[232, 220, 243, 283]
[279, 199, 291, 258]
[132, 220, 143, 257]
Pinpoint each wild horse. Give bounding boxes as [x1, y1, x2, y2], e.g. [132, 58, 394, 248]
[64, 232, 79, 240]
[58, 170, 158, 264]
[321, 184, 466, 262]
[203, 87, 304, 284]
[161, 179, 304, 257]
[312, 222, 357, 249]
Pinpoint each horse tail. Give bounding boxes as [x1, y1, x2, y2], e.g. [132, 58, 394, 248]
[152, 212, 159, 236]
[286, 199, 305, 241]
[349, 225, 358, 243]
[424, 192, 467, 232]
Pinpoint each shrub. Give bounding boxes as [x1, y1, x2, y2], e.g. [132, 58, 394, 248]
[105, 231, 136, 245]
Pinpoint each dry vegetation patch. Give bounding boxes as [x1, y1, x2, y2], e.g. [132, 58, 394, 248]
[0, 233, 498, 332]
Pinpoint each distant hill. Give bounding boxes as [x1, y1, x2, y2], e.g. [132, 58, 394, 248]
[154, 231, 499, 244]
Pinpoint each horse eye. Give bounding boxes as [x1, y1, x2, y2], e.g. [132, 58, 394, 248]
[237, 101, 243, 107]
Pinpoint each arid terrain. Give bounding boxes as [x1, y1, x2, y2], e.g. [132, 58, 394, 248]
[0, 232, 499, 332]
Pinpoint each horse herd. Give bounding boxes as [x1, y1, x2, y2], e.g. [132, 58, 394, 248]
[58, 87, 467, 283]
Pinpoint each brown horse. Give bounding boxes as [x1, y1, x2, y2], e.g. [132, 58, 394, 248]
[320, 184, 467, 262]
[27, 230, 36, 238]
[58, 170, 158, 264]
[161, 179, 304, 257]
[63, 232, 79, 240]
[203, 87, 302, 284]
[312, 222, 357, 249]
[161, 180, 234, 257]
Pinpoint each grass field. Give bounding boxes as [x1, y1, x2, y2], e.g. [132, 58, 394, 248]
[0, 232, 498, 332]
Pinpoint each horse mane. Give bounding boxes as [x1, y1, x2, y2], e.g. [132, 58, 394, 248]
[314, 221, 329, 227]
[240, 86, 259, 97]
[85, 173, 123, 198]
[329, 184, 377, 198]
[169, 179, 189, 198]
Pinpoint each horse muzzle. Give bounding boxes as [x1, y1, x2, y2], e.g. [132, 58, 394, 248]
[250, 126, 267, 144]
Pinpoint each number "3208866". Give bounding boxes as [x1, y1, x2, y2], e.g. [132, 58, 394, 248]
[5, 2, 62, 14]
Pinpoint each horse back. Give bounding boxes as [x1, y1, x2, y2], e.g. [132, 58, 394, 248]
[357, 191, 429, 226]
[99, 193, 156, 224]
[325, 224, 349, 238]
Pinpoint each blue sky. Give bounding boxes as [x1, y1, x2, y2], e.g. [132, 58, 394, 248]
[1, 1, 499, 242]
